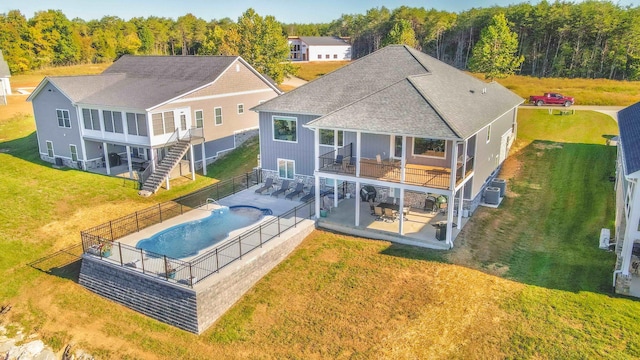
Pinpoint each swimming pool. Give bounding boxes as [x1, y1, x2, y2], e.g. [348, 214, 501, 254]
[136, 205, 272, 258]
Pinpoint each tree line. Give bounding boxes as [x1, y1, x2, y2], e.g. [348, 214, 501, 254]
[1, 0, 639, 82]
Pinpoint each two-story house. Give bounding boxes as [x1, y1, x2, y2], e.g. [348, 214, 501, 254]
[253, 45, 523, 248]
[613, 101, 640, 296]
[288, 36, 351, 62]
[28, 55, 281, 194]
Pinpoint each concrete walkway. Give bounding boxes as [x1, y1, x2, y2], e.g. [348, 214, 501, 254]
[520, 104, 624, 121]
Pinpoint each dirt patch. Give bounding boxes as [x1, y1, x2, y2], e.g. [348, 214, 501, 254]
[533, 142, 563, 150]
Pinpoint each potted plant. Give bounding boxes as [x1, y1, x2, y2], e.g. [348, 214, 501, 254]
[100, 241, 112, 257]
[165, 262, 176, 279]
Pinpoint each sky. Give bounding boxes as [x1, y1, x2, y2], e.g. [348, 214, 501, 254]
[3, 0, 636, 24]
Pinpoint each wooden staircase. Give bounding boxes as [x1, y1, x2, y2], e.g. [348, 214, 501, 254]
[138, 140, 191, 196]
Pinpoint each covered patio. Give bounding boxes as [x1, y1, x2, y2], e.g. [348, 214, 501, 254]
[316, 193, 469, 250]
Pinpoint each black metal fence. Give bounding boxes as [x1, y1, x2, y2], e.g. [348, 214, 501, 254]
[80, 169, 317, 288]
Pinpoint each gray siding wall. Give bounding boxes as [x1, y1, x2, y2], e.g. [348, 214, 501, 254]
[259, 112, 318, 176]
[470, 108, 516, 198]
[32, 82, 83, 161]
[196, 134, 235, 161]
[360, 133, 390, 159]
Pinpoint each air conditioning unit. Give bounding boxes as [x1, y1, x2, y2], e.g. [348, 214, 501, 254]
[491, 178, 507, 197]
[484, 186, 501, 205]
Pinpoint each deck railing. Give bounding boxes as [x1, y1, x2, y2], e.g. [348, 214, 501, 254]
[81, 198, 315, 288]
[319, 154, 474, 189]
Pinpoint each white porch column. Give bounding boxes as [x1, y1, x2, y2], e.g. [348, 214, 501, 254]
[462, 139, 468, 176]
[125, 145, 133, 179]
[457, 187, 464, 229]
[399, 188, 405, 235]
[102, 142, 110, 175]
[190, 144, 195, 181]
[621, 182, 640, 275]
[150, 148, 156, 173]
[334, 180, 339, 208]
[165, 176, 170, 190]
[314, 129, 321, 219]
[355, 180, 361, 227]
[400, 136, 407, 183]
[201, 143, 207, 176]
[356, 131, 361, 177]
[445, 141, 459, 248]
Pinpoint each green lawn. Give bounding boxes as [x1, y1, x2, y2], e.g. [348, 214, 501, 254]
[2, 95, 639, 358]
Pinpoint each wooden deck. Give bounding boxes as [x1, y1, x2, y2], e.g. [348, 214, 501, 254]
[320, 157, 470, 189]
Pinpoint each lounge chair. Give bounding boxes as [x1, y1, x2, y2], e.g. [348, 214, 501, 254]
[271, 180, 291, 197]
[255, 178, 274, 194]
[299, 186, 316, 202]
[333, 155, 344, 169]
[285, 182, 305, 200]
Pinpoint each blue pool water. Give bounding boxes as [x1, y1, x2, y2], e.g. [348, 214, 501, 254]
[136, 205, 272, 258]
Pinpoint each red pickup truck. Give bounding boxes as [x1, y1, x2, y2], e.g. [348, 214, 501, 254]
[529, 93, 575, 107]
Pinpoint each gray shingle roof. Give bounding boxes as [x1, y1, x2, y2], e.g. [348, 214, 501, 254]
[0, 50, 10, 77]
[298, 36, 350, 46]
[618, 101, 640, 176]
[253, 45, 523, 139]
[35, 55, 241, 110]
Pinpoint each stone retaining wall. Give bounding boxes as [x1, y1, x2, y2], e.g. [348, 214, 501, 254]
[79, 219, 315, 334]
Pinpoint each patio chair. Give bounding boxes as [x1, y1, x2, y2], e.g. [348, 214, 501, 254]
[333, 155, 344, 169]
[255, 177, 274, 194]
[271, 180, 291, 198]
[299, 185, 316, 202]
[285, 182, 305, 200]
[344, 156, 356, 171]
[374, 206, 384, 221]
[383, 207, 398, 222]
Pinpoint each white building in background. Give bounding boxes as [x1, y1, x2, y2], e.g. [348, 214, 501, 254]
[288, 36, 351, 62]
[0, 50, 11, 98]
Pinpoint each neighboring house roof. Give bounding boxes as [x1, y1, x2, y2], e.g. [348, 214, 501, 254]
[0, 50, 10, 77]
[253, 45, 523, 140]
[298, 36, 350, 47]
[28, 55, 281, 110]
[618, 101, 640, 177]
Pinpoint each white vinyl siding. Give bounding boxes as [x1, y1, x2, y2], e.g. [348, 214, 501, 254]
[56, 109, 70, 128]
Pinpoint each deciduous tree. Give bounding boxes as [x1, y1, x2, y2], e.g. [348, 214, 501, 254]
[468, 13, 524, 79]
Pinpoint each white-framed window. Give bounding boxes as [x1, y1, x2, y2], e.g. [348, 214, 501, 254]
[195, 110, 204, 128]
[56, 109, 70, 128]
[278, 158, 295, 179]
[151, 112, 174, 135]
[273, 116, 297, 142]
[486, 124, 491, 143]
[317, 54, 322, 59]
[320, 129, 344, 146]
[128, 113, 148, 136]
[82, 108, 100, 130]
[325, 54, 330, 59]
[237, 104, 244, 114]
[102, 110, 124, 133]
[333, 54, 338, 59]
[214, 107, 223, 125]
[413, 138, 446, 158]
[70, 144, 78, 161]
[46, 141, 54, 158]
